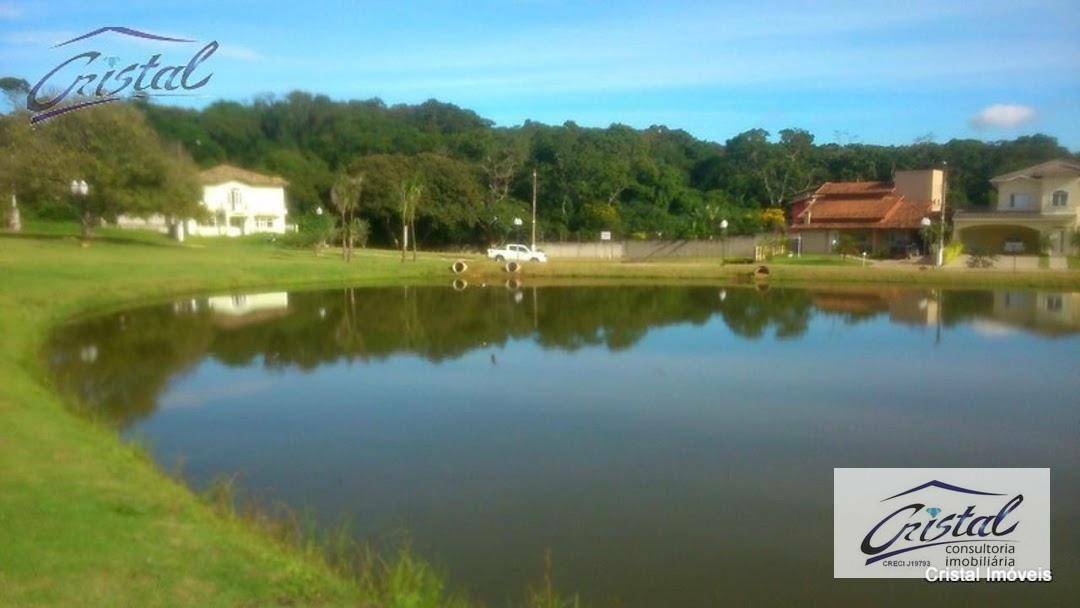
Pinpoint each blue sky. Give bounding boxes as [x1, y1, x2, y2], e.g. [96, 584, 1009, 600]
[2, 0, 1078, 148]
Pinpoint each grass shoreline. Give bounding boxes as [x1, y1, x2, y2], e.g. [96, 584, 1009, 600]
[0, 234, 462, 607]
[2, 228, 1079, 606]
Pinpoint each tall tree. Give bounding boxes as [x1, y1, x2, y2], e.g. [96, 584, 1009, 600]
[398, 176, 423, 262]
[330, 172, 363, 261]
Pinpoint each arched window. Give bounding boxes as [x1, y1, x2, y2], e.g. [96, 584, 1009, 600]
[228, 188, 243, 212]
[1051, 190, 1068, 207]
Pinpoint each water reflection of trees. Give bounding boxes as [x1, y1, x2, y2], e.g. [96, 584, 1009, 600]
[47, 285, 1074, 426]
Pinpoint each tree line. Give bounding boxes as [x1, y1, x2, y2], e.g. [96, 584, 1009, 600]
[3, 84, 1077, 246]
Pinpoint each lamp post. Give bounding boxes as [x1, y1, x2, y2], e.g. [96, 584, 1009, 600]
[938, 161, 947, 267]
[531, 168, 538, 250]
[70, 179, 90, 238]
[720, 219, 729, 264]
[313, 206, 325, 254]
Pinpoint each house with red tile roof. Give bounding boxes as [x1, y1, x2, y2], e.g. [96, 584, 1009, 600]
[789, 170, 943, 256]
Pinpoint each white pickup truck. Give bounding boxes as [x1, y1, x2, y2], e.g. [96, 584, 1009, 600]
[486, 243, 548, 263]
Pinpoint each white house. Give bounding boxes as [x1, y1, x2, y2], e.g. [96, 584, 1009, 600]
[189, 165, 289, 237]
[116, 164, 290, 238]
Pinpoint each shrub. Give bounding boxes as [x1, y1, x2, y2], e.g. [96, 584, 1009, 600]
[281, 213, 335, 249]
[835, 234, 862, 257]
[943, 241, 964, 265]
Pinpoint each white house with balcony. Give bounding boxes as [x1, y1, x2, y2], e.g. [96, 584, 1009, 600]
[187, 165, 289, 237]
[953, 159, 1079, 258]
[116, 164, 290, 238]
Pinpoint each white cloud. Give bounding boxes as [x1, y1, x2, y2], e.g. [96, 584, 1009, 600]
[0, 2, 21, 19]
[216, 44, 263, 62]
[970, 104, 1037, 129]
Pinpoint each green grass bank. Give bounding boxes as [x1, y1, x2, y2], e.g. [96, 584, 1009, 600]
[1, 225, 1078, 606]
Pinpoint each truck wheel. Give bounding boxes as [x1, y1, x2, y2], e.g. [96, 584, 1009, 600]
[530, 257, 540, 262]
[495, 255, 505, 262]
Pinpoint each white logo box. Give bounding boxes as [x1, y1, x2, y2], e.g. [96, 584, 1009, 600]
[834, 468, 1049, 579]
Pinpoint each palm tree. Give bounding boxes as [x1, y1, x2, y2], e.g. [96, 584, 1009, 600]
[330, 173, 363, 261]
[398, 176, 424, 262]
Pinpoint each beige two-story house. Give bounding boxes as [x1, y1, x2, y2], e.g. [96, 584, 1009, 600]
[953, 159, 1079, 257]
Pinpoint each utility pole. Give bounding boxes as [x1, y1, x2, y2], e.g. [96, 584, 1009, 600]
[938, 161, 947, 267]
[531, 168, 538, 250]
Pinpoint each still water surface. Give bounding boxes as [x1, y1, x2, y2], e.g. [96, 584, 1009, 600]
[49, 285, 1080, 606]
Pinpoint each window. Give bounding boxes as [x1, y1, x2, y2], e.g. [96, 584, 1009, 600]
[1045, 295, 1063, 312]
[228, 188, 243, 212]
[1051, 190, 1068, 207]
[1008, 193, 1033, 209]
[255, 217, 275, 229]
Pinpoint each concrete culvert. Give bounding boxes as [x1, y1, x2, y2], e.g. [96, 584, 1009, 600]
[755, 265, 770, 276]
[452, 278, 468, 291]
[451, 260, 468, 274]
[505, 278, 522, 290]
[504, 261, 521, 273]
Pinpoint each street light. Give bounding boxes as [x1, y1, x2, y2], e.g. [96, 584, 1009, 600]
[720, 219, 729, 264]
[939, 160, 948, 268]
[70, 179, 90, 239]
[921, 216, 933, 261]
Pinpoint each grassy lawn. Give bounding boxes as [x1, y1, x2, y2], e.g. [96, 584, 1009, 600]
[1, 223, 1079, 607]
[0, 228, 478, 607]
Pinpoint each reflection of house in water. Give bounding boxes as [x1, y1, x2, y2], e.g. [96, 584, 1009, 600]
[207, 292, 290, 328]
[810, 288, 940, 327]
[989, 291, 1080, 337]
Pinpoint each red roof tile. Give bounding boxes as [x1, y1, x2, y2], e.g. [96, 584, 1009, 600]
[815, 181, 894, 196]
[790, 177, 933, 231]
[803, 196, 899, 221]
[879, 198, 933, 229]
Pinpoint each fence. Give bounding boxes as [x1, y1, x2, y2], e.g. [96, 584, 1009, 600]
[539, 236, 765, 261]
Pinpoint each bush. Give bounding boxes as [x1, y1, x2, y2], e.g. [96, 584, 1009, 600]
[943, 241, 964, 264]
[835, 234, 862, 257]
[966, 247, 997, 268]
[281, 213, 335, 249]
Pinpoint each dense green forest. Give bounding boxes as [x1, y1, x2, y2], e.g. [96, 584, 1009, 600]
[137, 92, 1077, 244]
[4, 86, 1078, 246]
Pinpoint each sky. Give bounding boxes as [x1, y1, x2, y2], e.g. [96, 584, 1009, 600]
[2, 0, 1079, 148]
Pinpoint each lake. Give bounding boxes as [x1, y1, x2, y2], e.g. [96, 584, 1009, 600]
[47, 284, 1080, 606]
